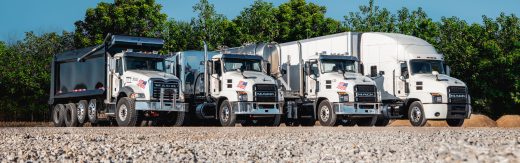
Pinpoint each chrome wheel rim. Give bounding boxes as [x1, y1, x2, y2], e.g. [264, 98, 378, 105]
[411, 106, 422, 122]
[320, 106, 330, 122]
[119, 105, 128, 122]
[222, 106, 230, 122]
[77, 103, 85, 120]
[88, 101, 96, 119]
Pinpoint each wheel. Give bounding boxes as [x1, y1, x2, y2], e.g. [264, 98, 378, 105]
[408, 101, 427, 127]
[338, 118, 356, 127]
[318, 100, 337, 126]
[76, 100, 88, 125]
[87, 99, 98, 124]
[240, 119, 255, 127]
[446, 119, 464, 127]
[356, 116, 377, 126]
[374, 116, 390, 127]
[262, 115, 282, 127]
[64, 103, 79, 127]
[116, 97, 138, 127]
[52, 104, 66, 127]
[218, 100, 236, 126]
[300, 118, 316, 126]
[159, 111, 186, 127]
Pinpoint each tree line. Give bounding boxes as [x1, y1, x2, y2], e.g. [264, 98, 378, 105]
[0, 0, 518, 120]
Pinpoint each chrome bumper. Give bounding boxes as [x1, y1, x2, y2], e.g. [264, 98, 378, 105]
[231, 102, 282, 115]
[333, 102, 381, 115]
[135, 101, 188, 112]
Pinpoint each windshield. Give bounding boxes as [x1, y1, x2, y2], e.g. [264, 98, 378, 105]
[223, 58, 262, 72]
[410, 59, 445, 74]
[321, 59, 357, 73]
[125, 57, 166, 72]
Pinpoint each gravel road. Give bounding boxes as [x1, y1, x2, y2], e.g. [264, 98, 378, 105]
[0, 127, 519, 162]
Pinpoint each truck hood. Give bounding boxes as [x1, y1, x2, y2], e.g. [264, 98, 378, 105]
[413, 74, 467, 88]
[125, 70, 178, 81]
[224, 71, 276, 85]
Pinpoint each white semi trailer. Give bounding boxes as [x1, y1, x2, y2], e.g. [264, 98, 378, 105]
[166, 46, 283, 126]
[359, 32, 471, 126]
[224, 32, 382, 126]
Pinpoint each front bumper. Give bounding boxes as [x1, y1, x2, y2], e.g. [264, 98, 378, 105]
[423, 103, 471, 119]
[231, 102, 282, 115]
[135, 101, 188, 112]
[333, 102, 381, 116]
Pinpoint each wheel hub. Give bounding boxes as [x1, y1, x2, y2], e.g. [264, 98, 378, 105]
[88, 102, 96, 119]
[77, 104, 85, 119]
[411, 106, 422, 122]
[320, 106, 330, 122]
[119, 105, 128, 121]
[222, 106, 230, 122]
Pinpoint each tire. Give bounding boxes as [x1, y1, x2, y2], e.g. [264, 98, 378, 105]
[218, 100, 236, 126]
[76, 100, 88, 125]
[318, 100, 337, 126]
[64, 103, 79, 127]
[270, 115, 282, 126]
[408, 101, 427, 127]
[87, 99, 98, 124]
[446, 119, 464, 127]
[116, 97, 138, 127]
[52, 104, 66, 127]
[374, 116, 390, 127]
[159, 111, 186, 127]
[356, 116, 377, 126]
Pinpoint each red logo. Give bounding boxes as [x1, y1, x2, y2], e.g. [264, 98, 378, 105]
[137, 80, 147, 89]
[337, 82, 348, 90]
[237, 81, 248, 89]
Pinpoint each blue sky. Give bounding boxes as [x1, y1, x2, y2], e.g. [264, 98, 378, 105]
[1, 0, 519, 42]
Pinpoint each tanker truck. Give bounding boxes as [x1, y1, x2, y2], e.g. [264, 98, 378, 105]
[359, 32, 471, 126]
[223, 32, 382, 126]
[49, 35, 187, 127]
[165, 46, 283, 126]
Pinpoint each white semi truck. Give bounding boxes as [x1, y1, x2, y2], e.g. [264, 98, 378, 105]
[224, 32, 382, 126]
[166, 45, 283, 126]
[359, 32, 471, 126]
[49, 35, 187, 127]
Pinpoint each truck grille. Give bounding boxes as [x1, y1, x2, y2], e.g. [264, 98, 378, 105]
[253, 84, 277, 102]
[152, 80, 179, 100]
[354, 85, 377, 103]
[448, 86, 467, 104]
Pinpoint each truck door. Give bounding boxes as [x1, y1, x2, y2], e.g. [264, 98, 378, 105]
[397, 61, 410, 98]
[210, 60, 222, 96]
[111, 58, 123, 97]
[305, 60, 319, 99]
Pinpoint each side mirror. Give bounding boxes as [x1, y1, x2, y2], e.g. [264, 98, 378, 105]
[379, 71, 385, 76]
[266, 63, 271, 75]
[310, 74, 317, 80]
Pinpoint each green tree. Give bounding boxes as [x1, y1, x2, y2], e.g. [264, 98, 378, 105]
[344, 0, 396, 32]
[74, 0, 167, 47]
[233, 0, 279, 43]
[275, 0, 342, 42]
[162, 20, 197, 52]
[191, 0, 230, 50]
[0, 32, 75, 120]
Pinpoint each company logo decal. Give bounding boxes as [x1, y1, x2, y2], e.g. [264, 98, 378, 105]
[137, 79, 147, 89]
[337, 82, 348, 90]
[237, 81, 248, 89]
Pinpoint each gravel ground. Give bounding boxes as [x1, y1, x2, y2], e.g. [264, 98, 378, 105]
[0, 127, 519, 162]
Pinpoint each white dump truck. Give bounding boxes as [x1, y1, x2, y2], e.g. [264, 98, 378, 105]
[49, 35, 187, 127]
[359, 32, 471, 126]
[223, 32, 383, 126]
[166, 46, 283, 126]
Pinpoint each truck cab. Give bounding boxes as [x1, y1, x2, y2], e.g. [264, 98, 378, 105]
[301, 54, 381, 126]
[360, 32, 471, 126]
[167, 51, 282, 126]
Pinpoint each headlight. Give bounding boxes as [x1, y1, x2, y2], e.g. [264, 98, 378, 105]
[130, 93, 145, 99]
[237, 91, 248, 101]
[431, 93, 442, 103]
[338, 92, 349, 102]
